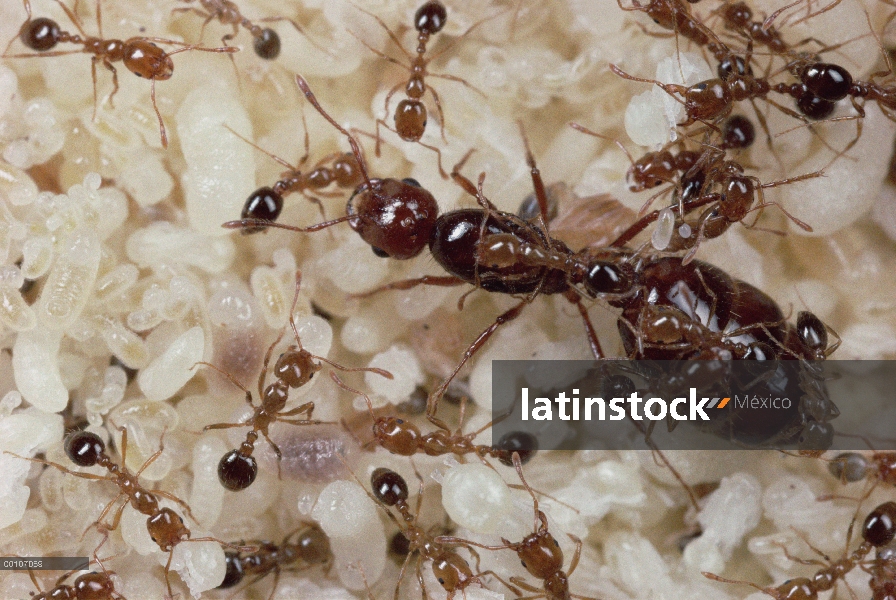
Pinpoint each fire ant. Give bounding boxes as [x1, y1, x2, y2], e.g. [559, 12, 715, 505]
[704, 500, 896, 600]
[173, 0, 320, 60]
[218, 523, 332, 599]
[22, 564, 123, 600]
[3, 0, 237, 148]
[199, 270, 393, 491]
[350, 0, 489, 158]
[358, 465, 508, 600]
[223, 75, 441, 260]
[226, 124, 362, 233]
[438, 452, 596, 600]
[331, 371, 538, 466]
[6, 427, 244, 599]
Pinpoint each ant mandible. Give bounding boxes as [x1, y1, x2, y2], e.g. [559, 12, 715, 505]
[3, 0, 236, 148]
[199, 270, 393, 491]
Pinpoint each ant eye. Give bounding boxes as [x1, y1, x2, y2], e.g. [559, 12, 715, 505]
[438, 578, 445, 584]
[521, 560, 527, 568]
[371, 246, 389, 258]
[555, 539, 559, 547]
[402, 177, 421, 188]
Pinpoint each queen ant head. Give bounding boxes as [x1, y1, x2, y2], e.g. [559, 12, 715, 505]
[347, 176, 439, 259]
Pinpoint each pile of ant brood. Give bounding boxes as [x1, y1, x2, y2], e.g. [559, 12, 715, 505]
[1, 0, 896, 598]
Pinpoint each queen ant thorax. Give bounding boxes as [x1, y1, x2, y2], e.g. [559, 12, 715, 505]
[199, 270, 393, 491]
[227, 122, 362, 233]
[6, 427, 246, 599]
[218, 523, 332, 599]
[223, 75, 441, 260]
[437, 452, 596, 600]
[4, 0, 237, 148]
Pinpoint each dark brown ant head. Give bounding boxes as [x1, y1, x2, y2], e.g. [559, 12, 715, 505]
[796, 89, 835, 120]
[494, 431, 538, 466]
[274, 347, 320, 388]
[716, 55, 752, 81]
[628, 151, 675, 191]
[431, 551, 474, 592]
[518, 529, 564, 579]
[347, 177, 439, 259]
[743, 341, 774, 360]
[123, 39, 174, 80]
[146, 507, 190, 551]
[253, 28, 281, 60]
[602, 374, 636, 399]
[219, 551, 244, 588]
[797, 420, 834, 454]
[371, 467, 409, 506]
[722, 115, 755, 149]
[372, 416, 421, 455]
[415, 1, 448, 35]
[864, 502, 896, 547]
[64, 431, 105, 467]
[73, 572, 115, 599]
[827, 452, 869, 483]
[240, 187, 284, 234]
[800, 63, 852, 102]
[218, 450, 258, 491]
[394, 99, 428, 142]
[583, 260, 634, 297]
[21, 17, 61, 51]
[297, 525, 331, 564]
[796, 311, 828, 358]
[722, 2, 752, 27]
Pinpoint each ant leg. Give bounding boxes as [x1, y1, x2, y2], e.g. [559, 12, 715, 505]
[90, 56, 100, 122]
[149, 79, 168, 148]
[508, 577, 543, 593]
[4, 453, 110, 481]
[428, 300, 528, 420]
[153, 489, 198, 523]
[349, 275, 465, 299]
[261, 431, 283, 462]
[566, 290, 604, 360]
[349, 5, 414, 62]
[223, 124, 295, 171]
[102, 59, 119, 110]
[260, 16, 331, 55]
[567, 534, 583, 575]
[278, 401, 315, 418]
[428, 85, 449, 144]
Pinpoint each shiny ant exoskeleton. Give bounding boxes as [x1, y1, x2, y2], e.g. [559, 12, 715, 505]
[200, 271, 393, 491]
[438, 452, 596, 600]
[331, 371, 538, 466]
[7, 427, 243, 599]
[704, 500, 896, 600]
[3, 0, 236, 148]
[23, 564, 123, 600]
[223, 75, 440, 260]
[218, 523, 332, 599]
[227, 123, 362, 233]
[173, 0, 318, 59]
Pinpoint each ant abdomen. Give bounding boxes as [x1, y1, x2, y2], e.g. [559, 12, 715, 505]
[241, 187, 283, 233]
[21, 17, 60, 51]
[800, 63, 852, 102]
[415, 0, 448, 34]
[218, 449, 258, 491]
[371, 467, 409, 506]
[347, 178, 439, 259]
[253, 28, 280, 60]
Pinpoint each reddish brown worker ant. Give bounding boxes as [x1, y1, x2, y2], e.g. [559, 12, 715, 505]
[22, 564, 123, 600]
[331, 371, 538, 466]
[350, 0, 490, 157]
[173, 0, 320, 59]
[227, 124, 362, 233]
[200, 270, 393, 491]
[358, 465, 510, 600]
[224, 75, 441, 260]
[6, 427, 246, 599]
[438, 452, 596, 600]
[704, 500, 896, 600]
[218, 523, 332, 599]
[4, 0, 237, 148]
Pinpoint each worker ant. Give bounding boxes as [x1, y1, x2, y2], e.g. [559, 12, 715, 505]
[4, 0, 237, 147]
